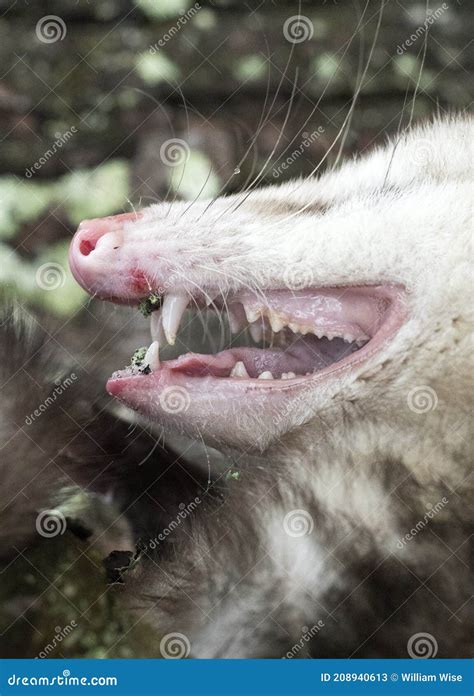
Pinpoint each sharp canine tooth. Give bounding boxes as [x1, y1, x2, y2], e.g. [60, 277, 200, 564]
[161, 294, 189, 345]
[249, 322, 263, 343]
[143, 341, 160, 371]
[230, 361, 249, 378]
[258, 371, 273, 380]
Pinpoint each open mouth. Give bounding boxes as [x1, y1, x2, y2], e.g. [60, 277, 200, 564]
[107, 285, 405, 423]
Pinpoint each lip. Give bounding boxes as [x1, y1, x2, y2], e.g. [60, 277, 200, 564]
[104, 284, 407, 447]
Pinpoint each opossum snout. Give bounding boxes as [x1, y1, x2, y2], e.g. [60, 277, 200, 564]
[69, 211, 142, 297]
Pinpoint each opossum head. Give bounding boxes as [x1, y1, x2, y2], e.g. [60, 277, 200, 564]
[69, 116, 473, 453]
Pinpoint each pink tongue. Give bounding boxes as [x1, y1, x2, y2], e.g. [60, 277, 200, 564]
[167, 338, 346, 378]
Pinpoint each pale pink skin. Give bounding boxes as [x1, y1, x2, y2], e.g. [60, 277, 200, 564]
[69, 209, 407, 450]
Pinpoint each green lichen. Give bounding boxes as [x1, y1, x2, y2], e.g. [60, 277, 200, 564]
[139, 293, 162, 317]
[131, 347, 148, 367]
[226, 470, 241, 481]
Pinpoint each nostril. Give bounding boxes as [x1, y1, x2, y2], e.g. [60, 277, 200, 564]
[79, 238, 96, 256]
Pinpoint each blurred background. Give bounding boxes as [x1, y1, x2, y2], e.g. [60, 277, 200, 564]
[0, 0, 472, 320]
[0, 0, 472, 658]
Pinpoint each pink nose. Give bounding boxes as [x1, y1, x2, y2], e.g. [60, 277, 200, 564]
[69, 211, 141, 294]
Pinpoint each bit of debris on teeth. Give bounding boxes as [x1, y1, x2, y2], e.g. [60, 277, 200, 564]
[139, 293, 162, 318]
[129, 346, 153, 374]
[131, 346, 148, 367]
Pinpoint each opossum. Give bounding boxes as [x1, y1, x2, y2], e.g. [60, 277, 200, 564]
[2, 116, 472, 658]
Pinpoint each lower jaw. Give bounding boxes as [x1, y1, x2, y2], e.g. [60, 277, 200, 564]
[106, 285, 407, 448]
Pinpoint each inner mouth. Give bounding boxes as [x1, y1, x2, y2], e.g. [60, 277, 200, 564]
[109, 285, 404, 386]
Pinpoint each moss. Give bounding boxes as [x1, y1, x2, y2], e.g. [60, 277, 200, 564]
[131, 346, 148, 367]
[136, 52, 181, 85]
[139, 293, 162, 317]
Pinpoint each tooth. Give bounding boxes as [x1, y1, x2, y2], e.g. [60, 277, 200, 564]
[289, 323, 299, 333]
[243, 304, 260, 323]
[205, 293, 218, 307]
[258, 371, 273, 380]
[249, 322, 263, 343]
[143, 341, 160, 371]
[150, 311, 166, 344]
[344, 334, 354, 343]
[228, 308, 243, 335]
[230, 361, 249, 378]
[268, 312, 285, 333]
[161, 294, 189, 345]
[282, 372, 296, 379]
